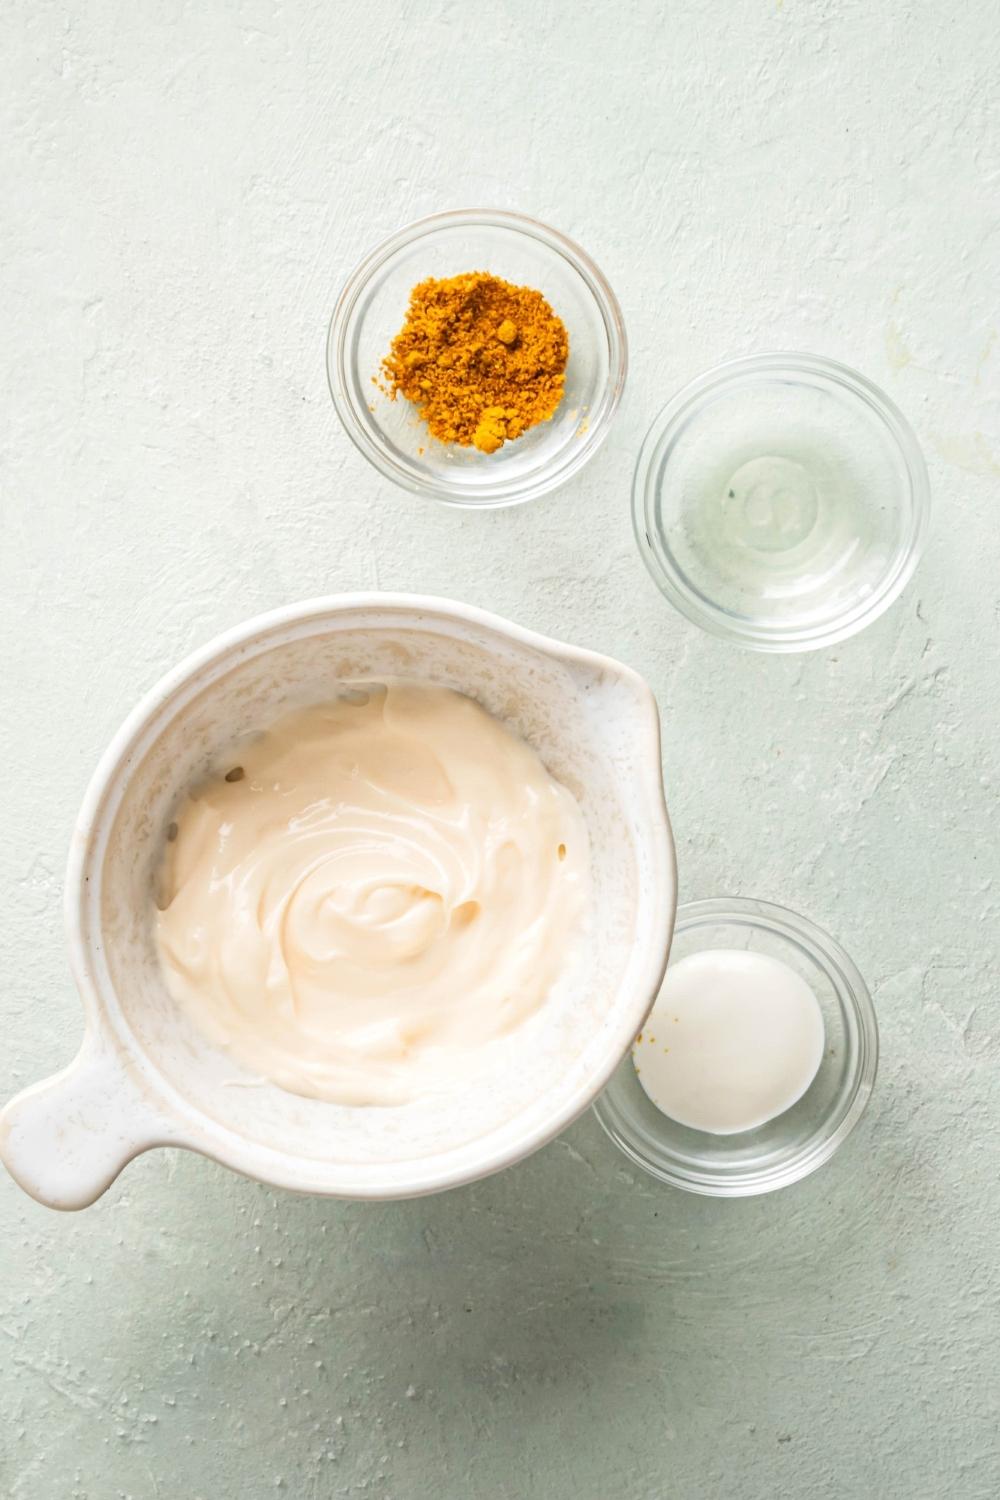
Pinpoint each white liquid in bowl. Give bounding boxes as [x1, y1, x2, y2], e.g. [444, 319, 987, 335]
[633, 949, 825, 1135]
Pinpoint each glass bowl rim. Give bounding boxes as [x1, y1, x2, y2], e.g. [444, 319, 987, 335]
[326, 207, 628, 509]
[631, 351, 932, 651]
[592, 894, 879, 1197]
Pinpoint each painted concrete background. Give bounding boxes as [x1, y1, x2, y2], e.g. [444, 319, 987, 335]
[2, 2, 999, 1496]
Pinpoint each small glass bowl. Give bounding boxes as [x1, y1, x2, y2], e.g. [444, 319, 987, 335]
[633, 354, 931, 651]
[593, 897, 878, 1197]
[327, 209, 627, 509]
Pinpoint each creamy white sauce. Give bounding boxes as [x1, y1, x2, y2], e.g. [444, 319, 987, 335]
[633, 949, 825, 1134]
[154, 682, 590, 1105]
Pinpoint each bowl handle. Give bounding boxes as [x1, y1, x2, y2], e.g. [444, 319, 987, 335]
[0, 1032, 183, 1211]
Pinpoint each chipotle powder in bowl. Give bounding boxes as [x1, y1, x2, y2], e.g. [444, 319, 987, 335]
[381, 272, 568, 453]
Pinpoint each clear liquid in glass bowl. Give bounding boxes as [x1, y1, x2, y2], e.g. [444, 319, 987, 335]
[633, 354, 931, 651]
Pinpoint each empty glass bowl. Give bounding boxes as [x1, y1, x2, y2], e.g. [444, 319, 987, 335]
[633, 354, 931, 650]
[327, 209, 627, 508]
[593, 897, 878, 1196]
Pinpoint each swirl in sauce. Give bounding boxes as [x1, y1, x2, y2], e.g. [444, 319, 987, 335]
[154, 682, 590, 1105]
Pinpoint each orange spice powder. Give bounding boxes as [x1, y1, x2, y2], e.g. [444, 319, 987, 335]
[380, 272, 569, 453]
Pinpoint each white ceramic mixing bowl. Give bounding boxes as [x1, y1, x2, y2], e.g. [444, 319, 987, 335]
[0, 595, 675, 1209]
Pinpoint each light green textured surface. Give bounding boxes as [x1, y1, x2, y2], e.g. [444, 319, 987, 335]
[2, 2, 999, 1497]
